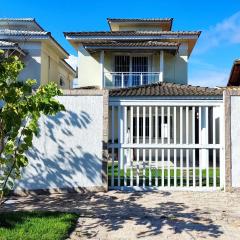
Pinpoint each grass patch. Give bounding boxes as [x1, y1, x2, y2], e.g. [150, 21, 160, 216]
[0, 211, 79, 240]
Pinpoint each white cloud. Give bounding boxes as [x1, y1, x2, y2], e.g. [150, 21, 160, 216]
[65, 54, 78, 70]
[196, 11, 240, 54]
[189, 60, 229, 87]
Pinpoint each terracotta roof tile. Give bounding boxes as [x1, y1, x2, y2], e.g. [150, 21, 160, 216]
[109, 82, 223, 97]
[64, 31, 201, 37]
[84, 41, 179, 47]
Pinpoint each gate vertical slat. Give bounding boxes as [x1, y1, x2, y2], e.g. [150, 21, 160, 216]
[180, 106, 183, 187]
[192, 107, 196, 187]
[167, 107, 171, 187]
[136, 106, 140, 187]
[213, 108, 216, 188]
[199, 106, 202, 187]
[124, 106, 127, 187]
[186, 107, 189, 187]
[220, 104, 225, 189]
[149, 106, 152, 187]
[206, 107, 209, 188]
[111, 106, 115, 187]
[168, 149, 170, 187]
[161, 106, 164, 187]
[174, 106, 177, 187]
[143, 149, 146, 188]
[155, 107, 158, 186]
[130, 106, 134, 187]
[118, 106, 122, 187]
[143, 106, 146, 187]
[162, 149, 164, 187]
[155, 149, 158, 187]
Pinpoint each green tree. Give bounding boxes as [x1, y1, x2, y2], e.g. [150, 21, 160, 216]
[0, 51, 65, 202]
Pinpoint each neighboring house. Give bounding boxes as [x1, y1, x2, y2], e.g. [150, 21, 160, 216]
[227, 59, 240, 86]
[64, 18, 200, 88]
[0, 18, 75, 89]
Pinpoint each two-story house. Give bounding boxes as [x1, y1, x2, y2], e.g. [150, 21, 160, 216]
[64, 18, 223, 190]
[0, 18, 75, 89]
[64, 18, 200, 88]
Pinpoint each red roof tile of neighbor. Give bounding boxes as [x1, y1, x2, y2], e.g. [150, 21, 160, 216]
[227, 60, 240, 86]
[109, 82, 223, 97]
[64, 31, 201, 37]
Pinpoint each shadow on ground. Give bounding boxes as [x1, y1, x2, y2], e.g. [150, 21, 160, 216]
[1, 191, 224, 239]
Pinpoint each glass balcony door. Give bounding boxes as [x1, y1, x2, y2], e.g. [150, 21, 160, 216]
[132, 56, 149, 86]
[114, 55, 149, 87]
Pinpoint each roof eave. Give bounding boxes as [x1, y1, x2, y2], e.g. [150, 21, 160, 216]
[60, 59, 76, 75]
[64, 34, 200, 41]
[0, 46, 27, 56]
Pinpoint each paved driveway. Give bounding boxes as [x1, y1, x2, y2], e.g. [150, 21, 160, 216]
[1, 191, 240, 239]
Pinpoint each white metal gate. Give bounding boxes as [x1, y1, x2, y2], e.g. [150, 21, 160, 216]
[108, 99, 225, 191]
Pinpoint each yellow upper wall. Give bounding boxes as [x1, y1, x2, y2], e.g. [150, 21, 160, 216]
[41, 42, 75, 89]
[77, 43, 188, 88]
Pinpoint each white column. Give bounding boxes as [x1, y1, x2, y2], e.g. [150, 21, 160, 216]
[100, 50, 105, 89]
[159, 50, 164, 82]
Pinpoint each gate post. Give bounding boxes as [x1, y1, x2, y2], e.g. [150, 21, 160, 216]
[224, 89, 240, 192]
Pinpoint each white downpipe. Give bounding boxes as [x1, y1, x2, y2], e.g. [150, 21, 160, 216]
[159, 51, 164, 82]
[100, 50, 104, 88]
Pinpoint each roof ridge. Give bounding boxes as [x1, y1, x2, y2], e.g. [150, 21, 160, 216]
[107, 18, 173, 21]
[0, 18, 35, 21]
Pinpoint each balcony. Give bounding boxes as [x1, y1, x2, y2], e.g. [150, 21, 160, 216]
[104, 72, 162, 89]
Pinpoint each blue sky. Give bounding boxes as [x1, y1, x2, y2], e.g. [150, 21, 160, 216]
[1, 0, 240, 87]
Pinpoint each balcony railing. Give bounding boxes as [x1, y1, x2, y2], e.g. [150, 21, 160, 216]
[104, 72, 162, 88]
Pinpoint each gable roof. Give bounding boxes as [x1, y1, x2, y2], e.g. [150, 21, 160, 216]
[109, 82, 223, 97]
[0, 18, 69, 57]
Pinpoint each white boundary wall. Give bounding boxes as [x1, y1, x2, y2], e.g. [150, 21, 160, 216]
[15, 90, 108, 193]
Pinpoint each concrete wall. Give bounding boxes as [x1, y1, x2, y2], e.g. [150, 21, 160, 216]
[77, 44, 188, 88]
[15, 89, 108, 194]
[230, 96, 240, 188]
